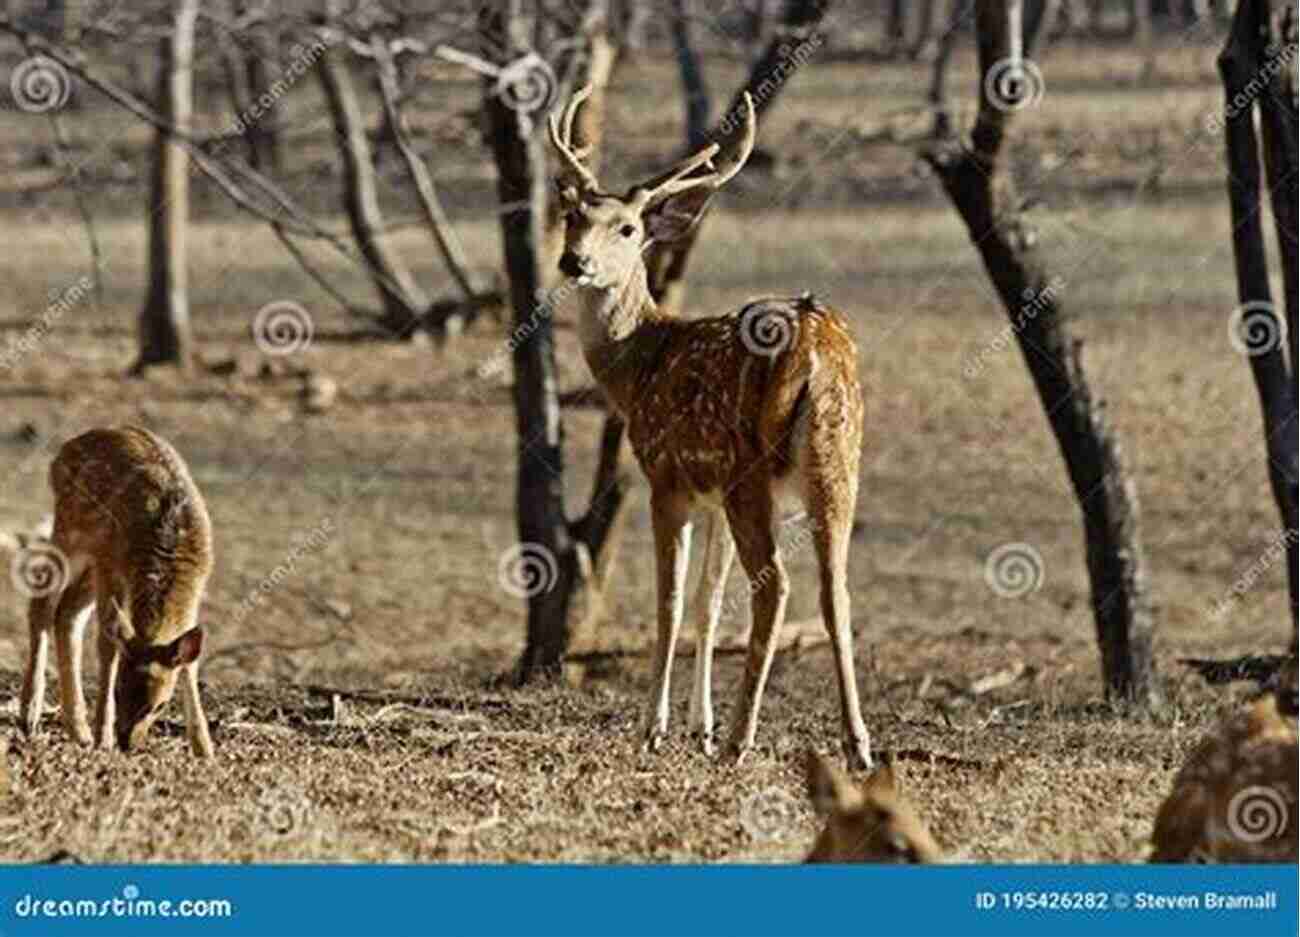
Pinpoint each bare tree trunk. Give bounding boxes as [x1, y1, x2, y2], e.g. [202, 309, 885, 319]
[646, 0, 833, 313]
[929, 0, 973, 138]
[1133, 0, 1156, 76]
[244, 19, 282, 172]
[134, 0, 199, 374]
[671, 0, 712, 149]
[925, 0, 1161, 706]
[911, 0, 942, 59]
[317, 45, 428, 335]
[1218, 0, 1298, 648]
[885, 0, 907, 54]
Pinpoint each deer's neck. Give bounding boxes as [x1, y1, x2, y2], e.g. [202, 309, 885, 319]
[572, 266, 665, 415]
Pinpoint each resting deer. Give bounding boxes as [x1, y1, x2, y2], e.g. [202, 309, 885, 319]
[18, 426, 215, 757]
[804, 751, 943, 862]
[1150, 657, 1297, 862]
[550, 86, 873, 767]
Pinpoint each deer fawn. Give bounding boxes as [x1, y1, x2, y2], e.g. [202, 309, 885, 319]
[550, 86, 873, 767]
[17, 426, 215, 757]
[1150, 658, 1297, 862]
[804, 751, 943, 862]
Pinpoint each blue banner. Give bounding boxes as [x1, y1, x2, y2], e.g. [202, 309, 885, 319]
[0, 864, 1295, 937]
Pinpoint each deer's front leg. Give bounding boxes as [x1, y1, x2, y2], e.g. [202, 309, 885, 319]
[180, 662, 214, 759]
[688, 511, 735, 756]
[93, 625, 120, 750]
[645, 491, 693, 752]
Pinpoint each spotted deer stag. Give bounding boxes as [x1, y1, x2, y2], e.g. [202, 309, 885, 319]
[1150, 658, 1297, 862]
[18, 426, 215, 757]
[550, 87, 873, 767]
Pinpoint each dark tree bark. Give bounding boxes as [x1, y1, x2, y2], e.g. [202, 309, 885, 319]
[1218, 0, 1298, 647]
[885, 0, 907, 54]
[670, 0, 713, 149]
[242, 15, 282, 172]
[929, 0, 974, 138]
[134, 0, 199, 374]
[925, 0, 1161, 706]
[317, 44, 428, 335]
[481, 2, 631, 683]
[646, 0, 833, 313]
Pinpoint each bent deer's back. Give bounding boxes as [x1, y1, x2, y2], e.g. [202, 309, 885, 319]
[50, 426, 213, 599]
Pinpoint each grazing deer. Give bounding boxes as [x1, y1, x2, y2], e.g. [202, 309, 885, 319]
[550, 86, 873, 767]
[18, 426, 215, 758]
[1150, 658, 1297, 862]
[804, 751, 943, 862]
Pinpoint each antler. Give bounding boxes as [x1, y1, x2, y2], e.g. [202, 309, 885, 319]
[548, 83, 600, 193]
[632, 93, 757, 206]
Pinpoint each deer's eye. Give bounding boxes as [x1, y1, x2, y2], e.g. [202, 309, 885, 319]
[619, 223, 637, 238]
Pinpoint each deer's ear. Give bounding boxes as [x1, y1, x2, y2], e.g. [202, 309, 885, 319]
[643, 188, 714, 243]
[554, 180, 582, 209]
[805, 750, 861, 814]
[163, 627, 204, 667]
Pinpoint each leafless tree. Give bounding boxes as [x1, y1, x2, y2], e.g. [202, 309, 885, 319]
[924, 0, 1160, 706]
[135, 0, 200, 374]
[1217, 0, 1298, 647]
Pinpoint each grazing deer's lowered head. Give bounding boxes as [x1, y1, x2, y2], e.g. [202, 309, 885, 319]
[804, 751, 943, 863]
[18, 425, 215, 757]
[550, 84, 873, 768]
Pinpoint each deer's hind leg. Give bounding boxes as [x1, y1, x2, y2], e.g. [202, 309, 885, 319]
[687, 511, 735, 755]
[53, 567, 95, 745]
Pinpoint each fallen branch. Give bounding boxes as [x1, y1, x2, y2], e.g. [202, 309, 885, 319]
[1178, 654, 1292, 686]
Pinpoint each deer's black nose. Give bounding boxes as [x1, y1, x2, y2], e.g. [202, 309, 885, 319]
[559, 251, 590, 278]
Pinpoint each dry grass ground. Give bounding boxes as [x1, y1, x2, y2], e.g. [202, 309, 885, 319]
[0, 39, 1292, 863]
